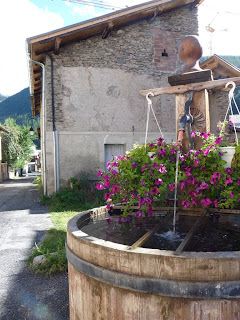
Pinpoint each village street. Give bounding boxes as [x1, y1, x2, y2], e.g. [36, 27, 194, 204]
[0, 175, 69, 320]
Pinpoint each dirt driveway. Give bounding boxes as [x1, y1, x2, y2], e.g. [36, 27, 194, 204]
[0, 175, 69, 320]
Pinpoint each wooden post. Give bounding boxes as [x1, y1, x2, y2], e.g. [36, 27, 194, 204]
[176, 89, 210, 151]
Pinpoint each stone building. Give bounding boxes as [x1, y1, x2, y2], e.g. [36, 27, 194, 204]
[27, 0, 204, 194]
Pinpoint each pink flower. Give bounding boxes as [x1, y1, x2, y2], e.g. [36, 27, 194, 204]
[179, 180, 186, 190]
[112, 185, 120, 193]
[159, 164, 167, 173]
[210, 172, 221, 185]
[131, 161, 138, 168]
[181, 200, 191, 208]
[229, 121, 234, 126]
[95, 183, 106, 190]
[152, 163, 159, 168]
[186, 177, 194, 186]
[226, 168, 233, 175]
[199, 181, 209, 190]
[170, 148, 177, 154]
[200, 132, 210, 139]
[97, 170, 103, 177]
[104, 180, 110, 188]
[157, 137, 164, 146]
[141, 165, 148, 172]
[204, 148, 210, 156]
[191, 130, 197, 138]
[148, 205, 154, 216]
[179, 155, 186, 162]
[111, 170, 118, 176]
[155, 178, 163, 185]
[230, 193, 234, 199]
[151, 186, 159, 195]
[192, 197, 197, 205]
[158, 148, 166, 157]
[106, 203, 111, 210]
[201, 197, 212, 207]
[214, 137, 223, 145]
[185, 166, 192, 176]
[213, 199, 218, 208]
[238, 179, 240, 186]
[118, 216, 122, 223]
[225, 177, 233, 184]
[194, 159, 200, 167]
[168, 184, 175, 191]
[135, 211, 142, 218]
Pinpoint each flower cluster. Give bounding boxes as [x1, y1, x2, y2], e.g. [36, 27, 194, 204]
[96, 123, 240, 217]
[96, 138, 178, 217]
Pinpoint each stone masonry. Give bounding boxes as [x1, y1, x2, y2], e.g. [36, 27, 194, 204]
[44, 5, 199, 193]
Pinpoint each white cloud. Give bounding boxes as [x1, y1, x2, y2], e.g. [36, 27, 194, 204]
[0, 0, 64, 96]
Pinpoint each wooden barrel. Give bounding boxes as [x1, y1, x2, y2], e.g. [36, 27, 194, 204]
[66, 208, 240, 320]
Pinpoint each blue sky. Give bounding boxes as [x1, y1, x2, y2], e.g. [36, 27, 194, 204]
[0, 0, 240, 96]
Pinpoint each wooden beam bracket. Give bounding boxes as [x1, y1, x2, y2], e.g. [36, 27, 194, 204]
[149, 6, 163, 24]
[54, 37, 62, 55]
[102, 21, 114, 39]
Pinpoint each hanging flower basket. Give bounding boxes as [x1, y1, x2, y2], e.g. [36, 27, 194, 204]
[220, 146, 236, 168]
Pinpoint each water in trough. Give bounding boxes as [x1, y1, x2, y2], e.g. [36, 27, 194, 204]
[81, 212, 240, 252]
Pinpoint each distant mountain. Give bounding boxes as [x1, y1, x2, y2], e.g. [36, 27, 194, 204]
[0, 93, 8, 103]
[0, 88, 31, 126]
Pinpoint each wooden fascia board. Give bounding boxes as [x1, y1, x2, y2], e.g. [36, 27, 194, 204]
[201, 56, 240, 77]
[0, 126, 10, 134]
[27, 0, 196, 45]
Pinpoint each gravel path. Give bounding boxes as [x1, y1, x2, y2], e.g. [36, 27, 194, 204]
[0, 175, 69, 320]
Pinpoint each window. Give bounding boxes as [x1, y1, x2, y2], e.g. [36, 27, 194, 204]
[104, 144, 124, 169]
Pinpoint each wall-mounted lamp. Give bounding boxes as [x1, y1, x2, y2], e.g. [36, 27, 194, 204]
[29, 126, 34, 136]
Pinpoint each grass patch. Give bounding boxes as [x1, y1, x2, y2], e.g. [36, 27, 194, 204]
[27, 174, 105, 275]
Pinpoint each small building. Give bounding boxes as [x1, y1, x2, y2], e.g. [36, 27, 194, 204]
[200, 54, 240, 132]
[27, 0, 204, 194]
[0, 126, 9, 182]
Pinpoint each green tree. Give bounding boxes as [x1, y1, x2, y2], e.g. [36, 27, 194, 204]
[2, 118, 35, 170]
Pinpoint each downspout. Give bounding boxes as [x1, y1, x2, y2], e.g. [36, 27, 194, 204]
[29, 59, 47, 195]
[46, 54, 60, 192]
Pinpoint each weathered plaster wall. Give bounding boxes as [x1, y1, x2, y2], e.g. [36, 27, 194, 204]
[45, 5, 199, 193]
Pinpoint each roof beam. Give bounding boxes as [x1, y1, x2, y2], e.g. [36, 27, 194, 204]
[33, 68, 42, 74]
[54, 37, 62, 55]
[149, 6, 163, 23]
[102, 21, 114, 39]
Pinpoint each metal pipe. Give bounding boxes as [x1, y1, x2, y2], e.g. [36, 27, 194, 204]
[46, 54, 60, 192]
[29, 59, 47, 195]
[53, 130, 60, 191]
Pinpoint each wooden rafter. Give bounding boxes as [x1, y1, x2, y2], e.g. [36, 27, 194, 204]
[102, 21, 114, 39]
[54, 37, 62, 55]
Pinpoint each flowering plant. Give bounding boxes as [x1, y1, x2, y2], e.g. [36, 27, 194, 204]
[96, 138, 178, 217]
[96, 123, 240, 217]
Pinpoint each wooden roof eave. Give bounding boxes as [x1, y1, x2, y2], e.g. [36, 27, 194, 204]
[27, 0, 204, 115]
[0, 126, 10, 134]
[200, 55, 240, 78]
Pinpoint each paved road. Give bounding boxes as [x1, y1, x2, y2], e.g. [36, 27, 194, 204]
[0, 175, 69, 320]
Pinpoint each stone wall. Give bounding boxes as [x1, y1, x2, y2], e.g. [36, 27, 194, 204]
[44, 5, 199, 193]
